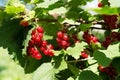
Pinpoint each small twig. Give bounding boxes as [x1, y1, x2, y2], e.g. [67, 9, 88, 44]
[67, 57, 94, 63]
[32, 18, 58, 22]
[63, 22, 107, 30]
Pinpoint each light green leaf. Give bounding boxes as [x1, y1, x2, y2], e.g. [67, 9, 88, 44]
[109, 0, 120, 7]
[86, 59, 98, 73]
[66, 42, 87, 59]
[93, 42, 120, 67]
[0, 47, 32, 80]
[67, 77, 74, 80]
[33, 63, 57, 80]
[30, 0, 39, 3]
[93, 7, 120, 15]
[78, 70, 102, 80]
[5, 4, 25, 14]
[53, 53, 67, 73]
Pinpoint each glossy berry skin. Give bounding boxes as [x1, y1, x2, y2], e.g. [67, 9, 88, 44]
[20, 20, 29, 27]
[83, 31, 98, 45]
[81, 51, 88, 58]
[35, 53, 42, 60]
[98, 2, 103, 7]
[56, 31, 70, 49]
[37, 26, 44, 33]
[57, 31, 63, 38]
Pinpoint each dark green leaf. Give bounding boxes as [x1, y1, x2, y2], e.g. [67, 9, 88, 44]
[78, 70, 102, 80]
[68, 64, 80, 76]
[112, 57, 120, 73]
[80, 23, 92, 31]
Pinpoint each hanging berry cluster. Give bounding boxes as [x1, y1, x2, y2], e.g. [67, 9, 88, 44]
[27, 26, 54, 60]
[83, 31, 99, 45]
[102, 32, 120, 48]
[98, 65, 118, 80]
[56, 31, 71, 49]
[103, 15, 118, 29]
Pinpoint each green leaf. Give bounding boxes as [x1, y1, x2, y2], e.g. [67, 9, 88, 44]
[30, 0, 39, 3]
[86, 59, 98, 73]
[0, 18, 25, 67]
[93, 42, 120, 67]
[93, 7, 120, 15]
[53, 53, 67, 73]
[78, 70, 102, 80]
[22, 26, 34, 55]
[67, 77, 74, 80]
[68, 64, 80, 76]
[116, 76, 120, 80]
[66, 42, 87, 59]
[93, 50, 111, 67]
[0, 47, 32, 80]
[112, 57, 120, 73]
[80, 23, 92, 31]
[5, 4, 25, 14]
[66, 11, 79, 20]
[109, 0, 120, 7]
[33, 63, 57, 80]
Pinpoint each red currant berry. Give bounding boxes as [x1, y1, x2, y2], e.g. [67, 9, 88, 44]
[31, 29, 36, 35]
[42, 40, 48, 47]
[57, 31, 63, 38]
[35, 35, 41, 42]
[61, 40, 68, 46]
[48, 50, 54, 56]
[40, 46, 46, 51]
[35, 53, 42, 60]
[56, 37, 62, 43]
[98, 2, 103, 7]
[28, 39, 34, 46]
[37, 26, 44, 33]
[44, 49, 49, 55]
[63, 34, 69, 41]
[47, 44, 54, 49]
[81, 51, 88, 58]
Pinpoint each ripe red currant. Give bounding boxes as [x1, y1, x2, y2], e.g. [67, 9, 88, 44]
[35, 53, 42, 60]
[37, 26, 44, 33]
[98, 2, 103, 7]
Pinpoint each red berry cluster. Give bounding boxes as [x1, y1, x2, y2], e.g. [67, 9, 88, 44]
[103, 15, 118, 29]
[83, 31, 98, 45]
[80, 50, 88, 59]
[72, 34, 80, 43]
[102, 32, 120, 48]
[56, 31, 70, 49]
[27, 26, 54, 60]
[98, 65, 117, 80]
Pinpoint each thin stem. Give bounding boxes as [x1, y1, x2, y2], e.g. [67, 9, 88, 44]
[32, 18, 58, 22]
[67, 57, 94, 63]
